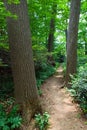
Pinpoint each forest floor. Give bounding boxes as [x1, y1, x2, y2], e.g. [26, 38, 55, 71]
[29, 66, 87, 130]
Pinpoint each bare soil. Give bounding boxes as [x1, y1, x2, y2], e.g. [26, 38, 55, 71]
[40, 66, 87, 130]
[28, 66, 87, 130]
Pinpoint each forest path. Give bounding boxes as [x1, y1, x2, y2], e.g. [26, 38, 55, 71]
[40, 66, 87, 130]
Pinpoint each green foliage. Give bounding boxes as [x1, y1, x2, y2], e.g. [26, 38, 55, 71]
[0, 75, 14, 100]
[0, 102, 22, 130]
[78, 0, 87, 57]
[54, 43, 65, 62]
[35, 112, 50, 130]
[0, 1, 8, 47]
[78, 55, 87, 67]
[7, 0, 20, 4]
[0, 43, 9, 50]
[69, 63, 87, 113]
[33, 44, 47, 70]
[36, 63, 56, 81]
[28, 0, 69, 66]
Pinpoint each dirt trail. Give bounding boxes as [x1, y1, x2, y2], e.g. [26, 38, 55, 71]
[40, 66, 87, 130]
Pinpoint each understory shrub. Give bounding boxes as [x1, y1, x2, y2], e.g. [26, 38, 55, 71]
[69, 63, 87, 113]
[0, 99, 22, 130]
[0, 75, 14, 100]
[35, 112, 50, 130]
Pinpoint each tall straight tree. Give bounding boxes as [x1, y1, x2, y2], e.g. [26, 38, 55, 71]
[47, 2, 57, 64]
[4, 0, 41, 123]
[47, 3, 57, 53]
[66, 0, 81, 86]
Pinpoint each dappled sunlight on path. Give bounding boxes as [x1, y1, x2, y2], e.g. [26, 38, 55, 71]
[40, 66, 87, 130]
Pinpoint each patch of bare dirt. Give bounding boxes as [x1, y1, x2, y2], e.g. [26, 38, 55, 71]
[40, 66, 87, 130]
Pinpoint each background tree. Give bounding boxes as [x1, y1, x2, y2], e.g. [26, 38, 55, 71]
[47, 2, 57, 65]
[4, 0, 41, 123]
[66, 0, 81, 86]
[47, 3, 57, 53]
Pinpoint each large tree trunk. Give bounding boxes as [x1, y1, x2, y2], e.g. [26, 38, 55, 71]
[4, 0, 41, 123]
[66, 0, 81, 86]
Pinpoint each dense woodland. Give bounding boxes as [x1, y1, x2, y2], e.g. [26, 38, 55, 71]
[0, 0, 87, 130]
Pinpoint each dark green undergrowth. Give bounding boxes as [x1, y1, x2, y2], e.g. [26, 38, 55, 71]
[0, 67, 21, 130]
[0, 77, 22, 130]
[0, 75, 14, 100]
[0, 98, 22, 130]
[69, 63, 87, 114]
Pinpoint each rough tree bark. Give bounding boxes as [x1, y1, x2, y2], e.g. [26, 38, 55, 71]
[66, 0, 81, 86]
[4, 0, 41, 124]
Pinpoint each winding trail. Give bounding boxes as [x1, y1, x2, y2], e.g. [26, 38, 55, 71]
[40, 66, 87, 130]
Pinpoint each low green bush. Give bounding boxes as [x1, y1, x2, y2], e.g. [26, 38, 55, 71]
[0, 100, 22, 130]
[35, 112, 50, 130]
[69, 63, 87, 113]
